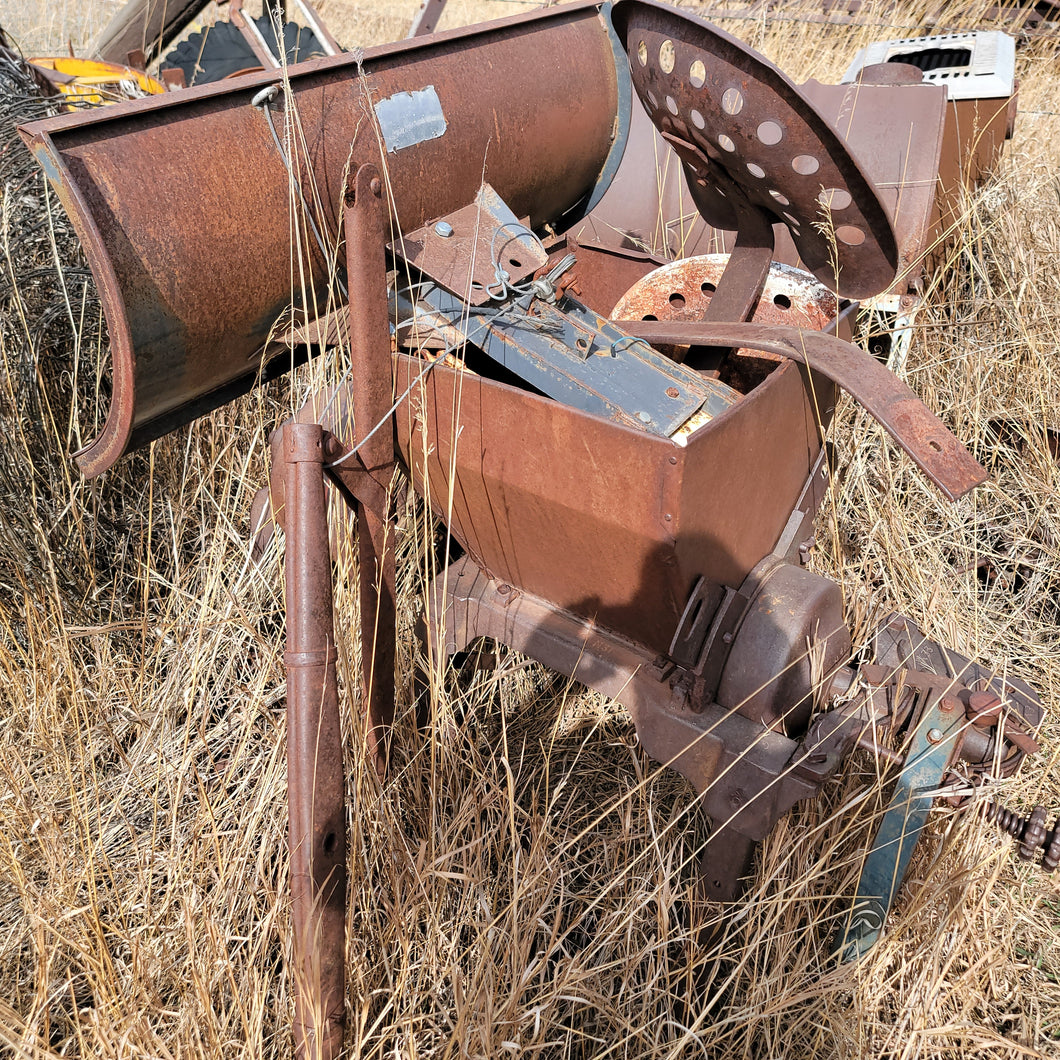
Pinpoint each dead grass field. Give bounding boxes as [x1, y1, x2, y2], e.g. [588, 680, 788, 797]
[1, 1, 1059, 1057]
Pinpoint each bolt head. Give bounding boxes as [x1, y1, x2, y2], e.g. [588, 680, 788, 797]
[434, 220, 454, 238]
[927, 727, 945, 744]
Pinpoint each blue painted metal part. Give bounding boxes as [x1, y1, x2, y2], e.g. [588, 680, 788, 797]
[834, 690, 965, 962]
[393, 279, 738, 436]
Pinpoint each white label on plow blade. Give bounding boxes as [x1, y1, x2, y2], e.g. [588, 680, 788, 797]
[374, 86, 448, 152]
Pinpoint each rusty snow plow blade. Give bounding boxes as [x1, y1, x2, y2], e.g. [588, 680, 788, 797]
[19, 1, 627, 478]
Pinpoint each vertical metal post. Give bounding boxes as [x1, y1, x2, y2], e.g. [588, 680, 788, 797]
[344, 163, 397, 778]
[408, 0, 449, 36]
[284, 421, 346, 1060]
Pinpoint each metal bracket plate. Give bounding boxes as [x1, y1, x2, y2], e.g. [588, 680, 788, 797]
[390, 183, 548, 304]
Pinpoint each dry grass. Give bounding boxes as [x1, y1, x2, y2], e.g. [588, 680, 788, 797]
[1, 1, 1059, 1057]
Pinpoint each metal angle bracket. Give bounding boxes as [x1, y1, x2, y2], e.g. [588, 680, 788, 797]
[390, 183, 548, 305]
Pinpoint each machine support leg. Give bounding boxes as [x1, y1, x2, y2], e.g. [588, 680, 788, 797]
[344, 163, 397, 777]
[283, 421, 346, 1060]
[699, 827, 757, 904]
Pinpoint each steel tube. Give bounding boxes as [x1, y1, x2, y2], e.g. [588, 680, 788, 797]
[283, 421, 346, 1060]
[344, 164, 396, 777]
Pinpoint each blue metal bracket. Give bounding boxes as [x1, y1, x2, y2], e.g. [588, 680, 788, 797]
[833, 686, 965, 962]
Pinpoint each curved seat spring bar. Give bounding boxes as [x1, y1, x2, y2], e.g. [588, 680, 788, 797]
[622, 320, 987, 501]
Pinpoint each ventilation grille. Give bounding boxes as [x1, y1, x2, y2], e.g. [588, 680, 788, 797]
[841, 31, 1015, 99]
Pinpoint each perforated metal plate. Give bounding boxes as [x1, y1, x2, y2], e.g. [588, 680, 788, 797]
[611, 0, 899, 299]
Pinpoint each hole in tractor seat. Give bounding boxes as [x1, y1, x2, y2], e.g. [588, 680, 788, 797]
[836, 225, 866, 246]
[701, 281, 716, 294]
[689, 59, 706, 87]
[757, 120, 783, 145]
[792, 154, 820, 175]
[773, 293, 792, 309]
[691, 108, 705, 129]
[646, 90, 658, 110]
[721, 87, 744, 114]
[818, 187, 852, 211]
[718, 134, 736, 152]
[642, 313, 659, 320]
[666, 95, 679, 115]
[669, 292, 687, 309]
[637, 40, 648, 65]
[746, 162, 766, 179]
[769, 189, 790, 205]
[659, 39, 676, 73]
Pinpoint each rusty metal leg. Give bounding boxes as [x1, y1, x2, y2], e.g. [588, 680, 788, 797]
[284, 421, 346, 1060]
[344, 163, 396, 778]
[699, 827, 757, 904]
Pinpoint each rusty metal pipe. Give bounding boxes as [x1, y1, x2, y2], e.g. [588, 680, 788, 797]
[343, 163, 397, 777]
[283, 421, 346, 1060]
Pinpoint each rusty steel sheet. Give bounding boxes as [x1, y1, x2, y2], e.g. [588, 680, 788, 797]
[610, 0, 899, 300]
[622, 318, 988, 501]
[395, 347, 826, 657]
[800, 77, 946, 292]
[19, 1, 627, 477]
[935, 94, 1016, 243]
